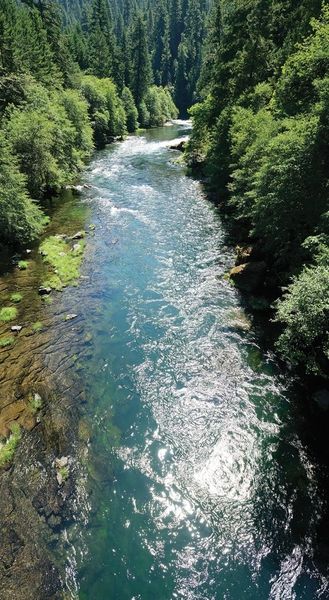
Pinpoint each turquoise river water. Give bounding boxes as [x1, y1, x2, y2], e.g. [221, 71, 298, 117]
[66, 123, 329, 599]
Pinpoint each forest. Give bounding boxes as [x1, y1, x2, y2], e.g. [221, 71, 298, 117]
[0, 0, 329, 380]
[0, 0, 207, 245]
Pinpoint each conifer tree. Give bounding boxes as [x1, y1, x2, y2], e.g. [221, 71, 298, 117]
[130, 13, 152, 106]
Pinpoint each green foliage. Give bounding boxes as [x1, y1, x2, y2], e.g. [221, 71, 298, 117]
[144, 86, 178, 127]
[138, 100, 150, 128]
[58, 465, 69, 481]
[10, 292, 23, 303]
[5, 83, 94, 199]
[0, 306, 18, 322]
[229, 104, 278, 222]
[0, 132, 47, 246]
[0, 336, 15, 348]
[32, 321, 43, 333]
[130, 14, 152, 106]
[80, 75, 127, 148]
[187, 2, 329, 377]
[276, 264, 329, 376]
[0, 422, 22, 468]
[28, 393, 42, 414]
[122, 86, 138, 132]
[275, 6, 329, 116]
[18, 260, 28, 270]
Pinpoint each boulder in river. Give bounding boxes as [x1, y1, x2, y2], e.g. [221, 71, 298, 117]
[229, 261, 266, 292]
[38, 286, 51, 296]
[71, 231, 86, 240]
[169, 140, 186, 152]
[65, 314, 78, 321]
[10, 325, 22, 333]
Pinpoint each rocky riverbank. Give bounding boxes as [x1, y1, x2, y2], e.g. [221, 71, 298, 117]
[0, 190, 93, 599]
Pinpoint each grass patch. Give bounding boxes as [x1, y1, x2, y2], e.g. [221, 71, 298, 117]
[18, 260, 28, 270]
[40, 236, 86, 290]
[10, 292, 23, 303]
[29, 393, 42, 415]
[58, 465, 69, 481]
[0, 423, 22, 468]
[0, 336, 15, 348]
[32, 321, 43, 332]
[0, 306, 18, 322]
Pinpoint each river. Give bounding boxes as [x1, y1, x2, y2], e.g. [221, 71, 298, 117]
[58, 122, 329, 599]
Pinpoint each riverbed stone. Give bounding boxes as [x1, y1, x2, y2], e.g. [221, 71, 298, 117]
[65, 314, 78, 321]
[229, 261, 267, 292]
[170, 140, 186, 151]
[55, 456, 68, 469]
[11, 325, 23, 333]
[71, 231, 86, 240]
[38, 286, 52, 296]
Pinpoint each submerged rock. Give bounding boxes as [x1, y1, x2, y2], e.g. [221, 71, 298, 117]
[66, 183, 93, 193]
[228, 308, 252, 331]
[54, 456, 68, 469]
[229, 261, 266, 292]
[169, 140, 186, 152]
[38, 286, 51, 296]
[65, 314, 78, 321]
[71, 231, 86, 240]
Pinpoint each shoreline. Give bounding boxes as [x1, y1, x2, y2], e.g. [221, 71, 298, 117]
[0, 185, 94, 599]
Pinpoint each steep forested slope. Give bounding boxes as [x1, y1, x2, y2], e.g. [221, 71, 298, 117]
[187, 0, 329, 379]
[60, 0, 208, 115]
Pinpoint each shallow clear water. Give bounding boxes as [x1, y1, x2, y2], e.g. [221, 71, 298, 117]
[71, 123, 328, 599]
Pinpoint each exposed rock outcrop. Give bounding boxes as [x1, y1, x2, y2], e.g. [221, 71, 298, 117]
[229, 261, 267, 292]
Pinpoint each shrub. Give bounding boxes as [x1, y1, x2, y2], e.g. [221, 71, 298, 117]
[80, 75, 127, 148]
[0, 132, 47, 246]
[0, 423, 22, 468]
[10, 292, 23, 303]
[0, 336, 15, 348]
[0, 306, 18, 322]
[144, 86, 178, 126]
[276, 264, 329, 376]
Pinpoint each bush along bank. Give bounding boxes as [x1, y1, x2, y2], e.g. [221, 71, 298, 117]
[186, 3, 329, 385]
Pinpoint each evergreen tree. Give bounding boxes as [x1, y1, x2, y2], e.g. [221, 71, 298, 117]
[130, 13, 152, 106]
